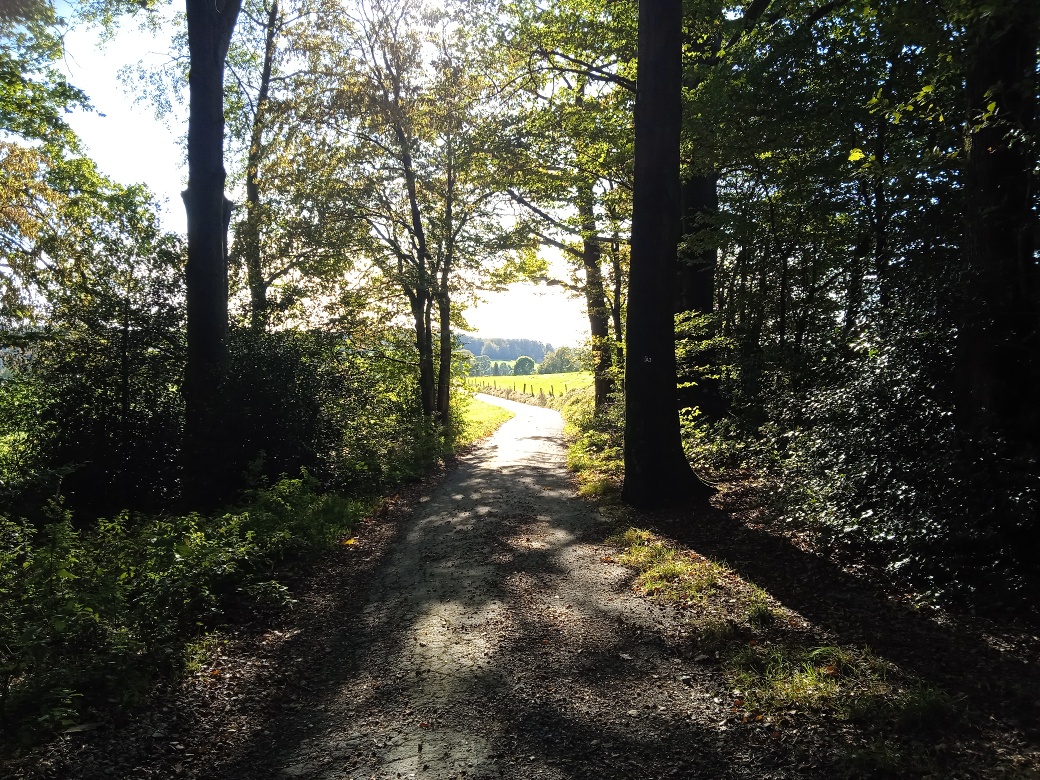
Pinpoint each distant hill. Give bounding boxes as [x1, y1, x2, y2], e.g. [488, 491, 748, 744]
[459, 336, 553, 363]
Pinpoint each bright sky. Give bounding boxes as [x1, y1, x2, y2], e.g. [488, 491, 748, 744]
[58, 18, 589, 348]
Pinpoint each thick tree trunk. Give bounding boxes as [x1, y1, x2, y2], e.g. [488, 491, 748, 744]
[183, 0, 243, 506]
[959, 2, 1039, 458]
[622, 0, 713, 509]
[578, 186, 613, 407]
[242, 0, 279, 330]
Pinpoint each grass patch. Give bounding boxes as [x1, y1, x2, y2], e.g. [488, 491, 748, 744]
[843, 683, 965, 733]
[729, 644, 872, 711]
[456, 397, 514, 449]
[603, 524, 968, 757]
[566, 431, 623, 498]
[745, 585, 777, 627]
[607, 528, 722, 602]
[563, 389, 625, 498]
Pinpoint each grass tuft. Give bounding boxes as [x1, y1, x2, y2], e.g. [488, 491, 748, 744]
[607, 528, 721, 602]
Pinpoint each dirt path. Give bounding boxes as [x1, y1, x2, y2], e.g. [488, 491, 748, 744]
[19, 394, 1040, 779]
[199, 394, 763, 780]
[19, 392, 1040, 780]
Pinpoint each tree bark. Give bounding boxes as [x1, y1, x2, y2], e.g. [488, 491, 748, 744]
[622, 0, 713, 509]
[677, 172, 718, 313]
[435, 148, 457, 429]
[436, 289, 452, 427]
[183, 0, 243, 506]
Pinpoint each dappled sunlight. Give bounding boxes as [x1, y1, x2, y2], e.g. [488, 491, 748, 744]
[184, 398, 1039, 780]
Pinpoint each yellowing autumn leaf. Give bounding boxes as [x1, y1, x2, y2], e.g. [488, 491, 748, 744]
[848, 148, 866, 162]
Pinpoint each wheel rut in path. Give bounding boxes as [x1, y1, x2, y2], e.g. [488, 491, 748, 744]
[222, 395, 767, 780]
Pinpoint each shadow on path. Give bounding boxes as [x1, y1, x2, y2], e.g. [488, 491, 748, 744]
[200, 398, 815, 780]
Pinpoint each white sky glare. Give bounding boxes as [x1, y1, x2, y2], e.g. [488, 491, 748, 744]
[58, 18, 590, 348]
[62, 19, 188, 233]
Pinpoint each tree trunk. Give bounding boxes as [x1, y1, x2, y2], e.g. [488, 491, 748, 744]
[182, 0, 243, 506]
[436, 141, 457, 429]
[622, 0, 712, 509]
[242, 0, 279, 330]
[407, 289, 436, 420]
[609, 233, 624, 367]
[958, 2, 1039, 458]
[436, 286, 452, 429]
[578, 185, 613, 407]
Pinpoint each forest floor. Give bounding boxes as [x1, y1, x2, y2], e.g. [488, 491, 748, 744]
[13, 395, 1040, 779]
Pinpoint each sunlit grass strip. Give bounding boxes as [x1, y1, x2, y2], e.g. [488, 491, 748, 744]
[456, 397, 514, 449]
[604, 526, 965, 742]
[728, 644, 889, 711]
[566, 428, 623, 498]
[606, 528, 722, 601]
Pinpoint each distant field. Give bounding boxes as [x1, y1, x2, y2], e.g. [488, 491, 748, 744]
[468, 371, 593, 398]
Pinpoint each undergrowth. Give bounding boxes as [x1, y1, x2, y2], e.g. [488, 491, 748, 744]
[0, 387, 515, 747]
[0, 473, 368, 745]
[561, 387, 624, 498]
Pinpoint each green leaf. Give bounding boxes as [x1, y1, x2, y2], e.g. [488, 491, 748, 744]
[848, 148, 866, 162]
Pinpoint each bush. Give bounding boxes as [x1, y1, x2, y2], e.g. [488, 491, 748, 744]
[512, 355, 535, 375]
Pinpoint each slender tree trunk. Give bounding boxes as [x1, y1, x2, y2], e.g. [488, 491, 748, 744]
[436, 144, 457, 429]
[622, 0, 712, 509]
[609, 234, 624, 367]
[391, 89, 440, 426]
[119, 295, 131, 497]
[409, 290, 437, 419]
[777, 252, 788, 357]
[959, 2, 1039, 458]
[182, 0, 243, 506]
[578, 185, 613, 407]
[436, 290, 451, 427]
[242, 0, 279, 330]
[872, 119, 891, 313]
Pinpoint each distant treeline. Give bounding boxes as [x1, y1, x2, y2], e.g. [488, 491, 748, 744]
[459, 336, 553, 362]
